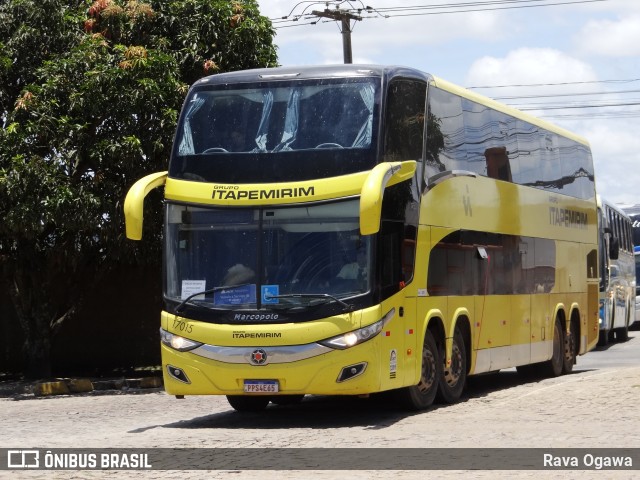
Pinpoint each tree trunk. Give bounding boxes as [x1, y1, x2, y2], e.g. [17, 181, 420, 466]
[10, 275, 53, 379]
[22, 330, 52, 379]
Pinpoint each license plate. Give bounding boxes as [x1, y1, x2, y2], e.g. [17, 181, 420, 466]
[243, 380, 279, 393]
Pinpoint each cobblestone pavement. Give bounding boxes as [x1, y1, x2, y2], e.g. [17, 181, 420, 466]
[2, 339, 640, 480]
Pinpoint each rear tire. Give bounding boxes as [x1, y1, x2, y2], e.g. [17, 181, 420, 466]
[436, 327, 467, 404]
[543, 318, 564, 377]
[394, 330, 440, 410]
[226, 395, 270, 412]
[562, 320, 577, 374]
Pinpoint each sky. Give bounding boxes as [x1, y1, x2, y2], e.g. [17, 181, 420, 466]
[257, 0, 640, 206]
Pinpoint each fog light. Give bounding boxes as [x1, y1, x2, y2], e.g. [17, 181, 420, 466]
[337, 362, 367, 382]
[167, 364, 190, 384]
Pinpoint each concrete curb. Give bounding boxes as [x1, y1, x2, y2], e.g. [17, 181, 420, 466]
[5, 376, 164, 397]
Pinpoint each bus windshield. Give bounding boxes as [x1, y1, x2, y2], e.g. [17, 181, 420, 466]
[169, 77, 380, 183]
[176, 79, 376, 155]
[165, 199, 371, 312]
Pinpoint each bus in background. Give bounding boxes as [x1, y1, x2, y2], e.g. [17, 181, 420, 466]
[620, 203, 640, 326]
[597, 198, 635, 345]
[124, 65, 599, 412]
[636, 245, 640, 326]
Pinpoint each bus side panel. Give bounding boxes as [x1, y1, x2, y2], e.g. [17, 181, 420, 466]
[531, 292, 552, 363]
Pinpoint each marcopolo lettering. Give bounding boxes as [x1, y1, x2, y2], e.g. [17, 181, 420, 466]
[549, 206, 588, 230]
[212, 185, 315, 201]
[233, 313, 280, 322]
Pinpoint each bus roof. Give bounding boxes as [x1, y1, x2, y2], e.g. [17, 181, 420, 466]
[194, 64, 589, 147]
[194, 64, 431, 85]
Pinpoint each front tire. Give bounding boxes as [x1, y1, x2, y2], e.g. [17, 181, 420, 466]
[394, 330, 440, 410]
[436, 328, 467, 404]
[226, 395, 270, 412]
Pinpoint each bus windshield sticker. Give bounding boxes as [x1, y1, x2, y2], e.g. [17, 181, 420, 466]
[181, 280, 206, 300]
[214, 284, 257, 305]
[261, 285, 280, 304]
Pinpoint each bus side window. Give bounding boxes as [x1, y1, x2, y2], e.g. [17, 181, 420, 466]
[383, 79, 426, 162]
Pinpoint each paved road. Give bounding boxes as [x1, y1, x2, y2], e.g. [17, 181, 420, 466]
[2, 330, 640, 480]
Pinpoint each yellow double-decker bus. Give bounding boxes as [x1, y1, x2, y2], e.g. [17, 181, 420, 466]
[125, 65, 599, 412]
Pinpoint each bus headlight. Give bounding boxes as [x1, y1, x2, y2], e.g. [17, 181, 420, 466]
[160, 328, 202, 352]
[319, 308, 394, 350]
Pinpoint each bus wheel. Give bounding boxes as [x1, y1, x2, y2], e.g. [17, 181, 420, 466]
[615, 326, 629, 342]
[562, 321, 577, 374]
[544, 318, 564, 377]
[437, 328, 467, 404]
[615, 312, 630, 341]
[394, 330, 440, 410]
[226, 395, 270, 412]
[597, 329, 609, 347]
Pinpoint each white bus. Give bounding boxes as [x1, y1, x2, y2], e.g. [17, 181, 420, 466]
[620, 203, 640, 325]
[598, 198, 635, 344]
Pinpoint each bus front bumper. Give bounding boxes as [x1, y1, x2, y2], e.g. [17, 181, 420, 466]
[160, 340, 384, 397]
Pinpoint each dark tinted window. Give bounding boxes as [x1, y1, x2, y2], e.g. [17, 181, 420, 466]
[428, 231, 556, 296]
[383, 79, 426, 162]
[427, 86, 595, 200]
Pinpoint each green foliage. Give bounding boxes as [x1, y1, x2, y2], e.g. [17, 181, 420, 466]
[155, 0, 277, 83]
[0, 0, 277, 377]
[0, 0, 87, 121]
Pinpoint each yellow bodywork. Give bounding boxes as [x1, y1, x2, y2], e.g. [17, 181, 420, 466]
[124, 141, 597, 397]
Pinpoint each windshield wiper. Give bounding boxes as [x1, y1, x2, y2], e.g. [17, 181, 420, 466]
[265, 293, 354, 312]
[175, 283, 251, 314]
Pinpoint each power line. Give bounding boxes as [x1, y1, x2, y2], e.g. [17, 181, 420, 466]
[360, 0, 607, 18]
[517, 101, 640, 111]
[492, 89, 640, 101]
[271, 0, 609, 28]
[468, 78, 640, 89]
[269, 1, 634, 120]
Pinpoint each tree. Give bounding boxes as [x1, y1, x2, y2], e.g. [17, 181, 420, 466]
[0, 0, 277, 378]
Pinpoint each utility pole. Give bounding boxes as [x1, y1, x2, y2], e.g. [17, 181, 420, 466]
[311, 8, 362, 64]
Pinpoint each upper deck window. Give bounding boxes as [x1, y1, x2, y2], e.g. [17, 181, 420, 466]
[170, 77, 380, 182]
[181, 82, 374, 154]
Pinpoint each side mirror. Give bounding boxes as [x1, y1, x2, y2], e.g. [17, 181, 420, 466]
[124, 171, 168, 240]
[359, 161, 416, 235]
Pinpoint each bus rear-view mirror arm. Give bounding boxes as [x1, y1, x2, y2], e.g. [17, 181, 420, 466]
[360, 161, 416, 235]
[427, 169, 477, 189]
[124, 171, 168, 240]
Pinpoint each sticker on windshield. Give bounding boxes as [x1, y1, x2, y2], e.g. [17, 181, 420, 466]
[261, 285, 280, 304]
[214, 284, 256, 305]
[181, 280, 206, 300]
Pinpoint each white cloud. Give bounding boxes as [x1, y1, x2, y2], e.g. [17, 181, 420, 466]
[464, 48, 640, 204]
[466, 48, 598, 96]
[585, 124, 640, 204]
[574, 15, 640, 57]
[261, 1, 512, 66]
